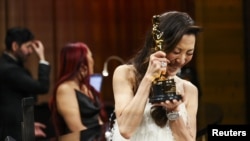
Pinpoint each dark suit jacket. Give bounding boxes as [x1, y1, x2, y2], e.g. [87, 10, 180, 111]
[0, 53, 51, 141]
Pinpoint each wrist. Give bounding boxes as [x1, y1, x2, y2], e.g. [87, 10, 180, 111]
[144, 75, 155, 83]
[166, 111, 180, 121]
[39, 60, 49, 65]
[39, 54, 45, 61]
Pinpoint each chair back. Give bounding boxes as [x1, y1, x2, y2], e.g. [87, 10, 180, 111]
[4, 136, 16, 141]
[21, 97, 35, 141]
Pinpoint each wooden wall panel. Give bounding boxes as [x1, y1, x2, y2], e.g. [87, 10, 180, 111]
[0, 0, 6, 52]
[5, 0, 25, 27]
[195, 0, 246, 124]
[243, 0, 250, 123]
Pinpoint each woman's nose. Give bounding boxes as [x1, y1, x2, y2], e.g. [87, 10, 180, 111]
[176, 54, 186, 64]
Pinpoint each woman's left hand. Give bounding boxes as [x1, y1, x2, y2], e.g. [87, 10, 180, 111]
[153, 98, 183, 111]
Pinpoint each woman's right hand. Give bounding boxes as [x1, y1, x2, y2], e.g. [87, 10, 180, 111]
[145, 51, 169, 81]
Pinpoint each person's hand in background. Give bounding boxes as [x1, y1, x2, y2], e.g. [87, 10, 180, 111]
[32, 40, 45, 61]
[34, 122, 47, 138]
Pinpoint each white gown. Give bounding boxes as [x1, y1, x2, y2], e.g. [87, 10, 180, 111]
[109, 101, 188, 141]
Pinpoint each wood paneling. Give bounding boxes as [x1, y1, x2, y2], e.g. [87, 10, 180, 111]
[195, 0, 246, 124]
[243, 0, 250, 124]
[0, 0, 6, 52]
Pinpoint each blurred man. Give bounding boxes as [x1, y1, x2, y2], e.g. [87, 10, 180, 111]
[0, 27, 50, 141]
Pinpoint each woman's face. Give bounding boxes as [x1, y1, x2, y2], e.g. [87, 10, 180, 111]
[166, 34, 196, 76]
[86, 47, 94, 75]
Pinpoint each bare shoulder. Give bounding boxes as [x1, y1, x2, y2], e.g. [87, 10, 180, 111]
[113, 64, 136, 93]
[114, 64, 134, 74]
[175, 76, 198, 95]
[113, 64, 136, 80]
[183, 79, 197, 90]
[56, 81, 77, 97]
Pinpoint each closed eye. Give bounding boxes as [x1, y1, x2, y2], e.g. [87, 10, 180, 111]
[187, 50, 194, 56]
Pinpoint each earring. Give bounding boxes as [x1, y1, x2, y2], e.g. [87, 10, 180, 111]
[81, 71, 86, 78]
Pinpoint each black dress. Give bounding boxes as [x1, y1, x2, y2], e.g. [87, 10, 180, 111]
[61, 89, 104, 141]
[75, 90, 101, 129]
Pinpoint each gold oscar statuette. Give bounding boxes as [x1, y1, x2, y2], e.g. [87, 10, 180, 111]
[149, 15, 182, 103]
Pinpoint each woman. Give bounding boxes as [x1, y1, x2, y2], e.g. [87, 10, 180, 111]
[111, 11, 201, 141]
[49, 42, 107, 138]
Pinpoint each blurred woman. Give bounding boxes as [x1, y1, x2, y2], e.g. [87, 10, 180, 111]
[49, 42, 107, 139]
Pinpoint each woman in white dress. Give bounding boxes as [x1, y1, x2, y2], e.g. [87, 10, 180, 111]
[110, 11, 201, 141]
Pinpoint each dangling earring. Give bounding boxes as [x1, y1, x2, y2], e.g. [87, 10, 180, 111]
[81, 71, 86, 78]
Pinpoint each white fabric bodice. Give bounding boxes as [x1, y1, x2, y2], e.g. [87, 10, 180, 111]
[109, 101, 188, 141]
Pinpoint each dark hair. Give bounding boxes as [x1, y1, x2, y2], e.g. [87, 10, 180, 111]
[130, 11, 201, 127]
[5, 27, 35, 51]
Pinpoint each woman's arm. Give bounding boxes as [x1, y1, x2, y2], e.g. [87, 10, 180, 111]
[56, 84, 86, 132]
[113, 51, 168, 139]
[113, 65, 152, 139]
[169, 81, 198, 141]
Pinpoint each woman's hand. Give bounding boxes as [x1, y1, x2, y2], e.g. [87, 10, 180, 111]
[152, 98, 182, 111]
[152, 87, 184, 111]
[145, 51, 169, 81]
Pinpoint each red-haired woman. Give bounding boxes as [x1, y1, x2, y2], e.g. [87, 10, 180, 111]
[49, 42, 107, 139]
